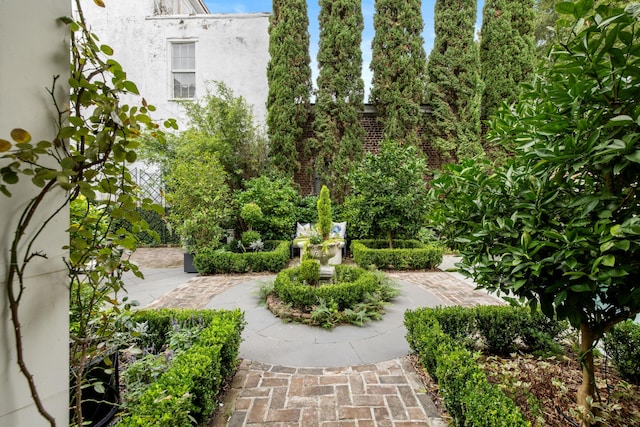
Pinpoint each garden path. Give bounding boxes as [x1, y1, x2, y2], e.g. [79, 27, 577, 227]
[125, 248, 502, 426]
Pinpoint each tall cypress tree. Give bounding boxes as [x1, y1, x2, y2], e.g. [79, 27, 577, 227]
[426, 0, 483, 160]
[312, 0, 365, 201]
[480, 0, 535, 124]
[266, 0, 312, 178]
[369, 0, 427, 144]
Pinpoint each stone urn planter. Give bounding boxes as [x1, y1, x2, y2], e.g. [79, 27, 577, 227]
[307, 242, 341, 266]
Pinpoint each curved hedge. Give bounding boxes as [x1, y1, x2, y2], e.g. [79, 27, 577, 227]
[351, 239, 443, 270]
[274, 264, 381, 310]
[193, 240, 290, 274]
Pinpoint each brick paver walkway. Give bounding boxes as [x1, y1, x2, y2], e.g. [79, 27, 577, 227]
[211, 358, 445, 427]
[387, 271, 503, 307]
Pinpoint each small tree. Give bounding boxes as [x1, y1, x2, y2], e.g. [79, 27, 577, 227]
[369, 0, 427, 144]
[267, 0, 313, 177]
[240, 202, 263, 232]
[233, 176, 301, 240]
[426, 0, 483, 159]
[431, 2, 640, 423]
[346, 141, 428, 248]
[166, 152, 231, 253]
[176, 82, 267, 190]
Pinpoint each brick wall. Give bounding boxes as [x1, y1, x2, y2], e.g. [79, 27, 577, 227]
[294, 106, 449, 195]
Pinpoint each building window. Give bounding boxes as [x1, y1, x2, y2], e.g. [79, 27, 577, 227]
[171, 42, 195, 99]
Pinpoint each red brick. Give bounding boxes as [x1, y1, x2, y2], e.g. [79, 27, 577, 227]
[338, 406, 372, 420]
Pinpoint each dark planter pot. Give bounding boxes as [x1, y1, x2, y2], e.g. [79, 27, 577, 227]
[184, 252, 198, 273]
[70, 352, 119, 427]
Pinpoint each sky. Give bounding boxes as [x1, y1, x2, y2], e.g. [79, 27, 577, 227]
[204, 1, 485, 98]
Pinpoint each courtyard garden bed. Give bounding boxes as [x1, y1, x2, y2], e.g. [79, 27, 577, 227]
[351, 239, 443, 270]
[262, 262, 399, 329]
[405, 306, 640, 427]
[115, 308, 245, 426]
[193, 240, 290, 274]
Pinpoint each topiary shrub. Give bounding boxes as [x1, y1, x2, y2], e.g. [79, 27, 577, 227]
[233, 176, 300, 240]
[299, 259, 320, 286]
[240, 230, 261, 247]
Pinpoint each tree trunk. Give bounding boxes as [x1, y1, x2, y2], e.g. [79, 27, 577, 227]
[577, 322, 599, 426]
[388, 231, 393, 249]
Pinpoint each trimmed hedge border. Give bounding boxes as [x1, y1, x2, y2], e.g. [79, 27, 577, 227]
[193, 240, 290, 274]
[273, 264, 381, 310]
[403, 306, 568, 427]
[605, 320, 640, 383]
[118, 309, 245, 426]
[351, 239, 443, 270]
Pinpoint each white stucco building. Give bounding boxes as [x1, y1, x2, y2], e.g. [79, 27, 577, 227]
[1, 1, 70, 425]
[80, 0, 270, 130]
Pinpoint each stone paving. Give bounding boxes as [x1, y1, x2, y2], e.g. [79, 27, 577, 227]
[129, 248, 502, 427]
[211, 358, 445, 427]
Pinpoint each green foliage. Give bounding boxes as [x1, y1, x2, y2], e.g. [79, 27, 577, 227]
[299, 259, 320, 286]
[166, 152, 231, 253]
[274, 265, 380, 309]
[267, 0, 312, 177]
[532, 0, 629, 57]
[426, 0, 483, 159]
[369, 0, 427, 144]
[233, 176, 301, 240]
[312, 0, 365, 200]
[240, 230, 262, 247]
[271, 265, 399, 328]
[433, 3, 640, 340]
[316, 185, 333, 241]
[480, 0, 536, 127]
[193, 240, 290, 274]
[346, 141, 428, 245]
[111, 206, 180, 246]
[240, 203, 263, 231]
[178, 81, 267, 191]
[118, 309, 245, 426]
[475, 306, 527, 355]
[405, 308, 531, 426]
[407, 305, 568, 355]
[351, 240, 443, 271]
[605, 320, 640, 383]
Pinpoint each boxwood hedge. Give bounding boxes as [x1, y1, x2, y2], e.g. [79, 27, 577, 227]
[193, 240, 290, 274]
[273, 264, 381, 310]
[118, 308, 245, 426]
[351, 239, 443, 270]
[405, 306, 568, 427]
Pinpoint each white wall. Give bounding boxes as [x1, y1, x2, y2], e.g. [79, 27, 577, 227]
[81, 0, 270, 131]
[0, 0, 70, 426]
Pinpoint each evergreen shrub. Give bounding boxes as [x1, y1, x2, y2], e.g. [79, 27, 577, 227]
[193, 240, 290, 274]
[405, 307, 535, 427]
[119, 309, 245, 426]
[605, 320, 640, 384]
[351, 239, 443, 270]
